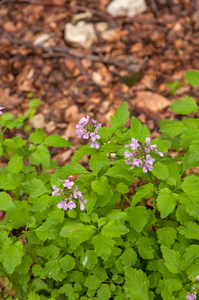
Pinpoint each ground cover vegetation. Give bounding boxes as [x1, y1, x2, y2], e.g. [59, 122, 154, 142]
[1, 71, 199, 299]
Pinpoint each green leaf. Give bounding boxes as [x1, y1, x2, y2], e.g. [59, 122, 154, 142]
[151, 138, 171, 153]
[57, 163, 89, 178]
[152, 162, 169, 180]
[0, 173, 24, 190]
[0, 192, 15, 211]
[157, 227, 177, 248]
[92, 234, 115, 261]
[44, 135, 73, 147]
[59, 255, 75, 272]
[81, 250, 98, 270]
[176, 203, 194, 224]
[89, 152, 110, 172]
[167, 80, 183, 95]
[135, 237, 154, 259]
[182, 152, 199, 172]
[32, 195, 60, 212]
[15, 255, 32, 274]
[59, 283, 79, 300]
[37, 245, 60, 260]
[29, 128, 46, 144]
[97, 284, 111, 300]
[92, 176, 109, 195]
[8, 154, 23, 173]
[116, 182, 129, 193]
[129, 117, 150, 144]
[7, 115, 27, 130]
[101, 220, 129, 238]
[161, 245, 181, 274]
[128, 206, 149, 232]
[110, 102, 130, 131]
[85, 275, 102, 290]
[131, 183, 154, 206]
[60, 221, 96, 250]
[170, 96, 198, 114]
[31, 145, 51, 167]
[28, 292, 40, 300]
[121, 249, 137, 267]
[105, 165, 136, 182]
[35, 221, 56, 241]
[185, 70, 199, 86]
[0, 242, 23, 274]
[188, 140, 199, 163]
[181, 174, 199, 203]
[156, 188, 178, 218]
[21, 178, 49, 198]
[123, 266, 149, 300]
[159, 119, 187, 138]
[178, 221, 199, 240]
[181, 245, 199, 271]
[72, 144, 96, 163]
[101, 142, 123, 153]
[40, 259, 60, 280]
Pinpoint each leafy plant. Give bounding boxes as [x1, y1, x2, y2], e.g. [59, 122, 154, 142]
[167, 80, 183, 95]
[1, 71, 199, 299]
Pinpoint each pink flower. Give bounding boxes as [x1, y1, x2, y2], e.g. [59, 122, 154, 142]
[143, 155, 155, 173]
[59, 178, 74, 189]
[196, 275, 199, 281]
[73, 186, 82, 199]
[52, 185, 62, 196]
[186, 292, 197, 300]
[0, 106, 5, 115]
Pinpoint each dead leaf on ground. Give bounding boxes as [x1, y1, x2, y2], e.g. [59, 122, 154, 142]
[135, 91, 171, 113]
[0, 88, 22, 109]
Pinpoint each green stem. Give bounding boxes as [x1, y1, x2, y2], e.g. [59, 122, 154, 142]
[122, 193, 131, 205]
[144, 196, 157, 234]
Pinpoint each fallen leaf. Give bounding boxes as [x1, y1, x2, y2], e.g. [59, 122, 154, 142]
[135, 91, 171, 113]
[0, 88, 22, 109]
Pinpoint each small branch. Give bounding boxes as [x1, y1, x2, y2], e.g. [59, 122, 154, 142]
[149, 0, 160, 18]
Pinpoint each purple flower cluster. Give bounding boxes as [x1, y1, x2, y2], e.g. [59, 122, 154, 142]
[52, 176, 87, 211]
[76, 116, 101, 149]
[124, 137, 164, 173]
[186, 275, 199, 300]
[0, 106, 5, 115]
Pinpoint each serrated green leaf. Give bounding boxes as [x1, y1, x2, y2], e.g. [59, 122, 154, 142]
[157, 227, 177, 247]
[60, 221, 95, 250]
[7, 115, 27, 130]
[123, 266, 149, 300]
[22, 178, 49, 198]
[35, 221, 56, 241]
[131, 183, 154, 206]
[110, 102, 130, 131]
[92, 176, 109, 195]
[92, 234, 115, 260]
[101, 220, 129, 238]
[176, 204, 194, 224]
[128, 206, 149, 232]
[59, 255, 75, 272]
[129, 117, 150, 144]
[181, 245, 199, 271]
[178, 221, 199, 239]
[0, 242, 23, 274]
[44, 135, 73, 147]
[161, 245, 181, 274]
[59, 283, 79, 299]
[29, 128, 46, 144]
[72, 144, 96, 163]
[135, 237, 154, 259]
[186, 258, 199, 281]
[89, 152, 110, 172]
[0, 192, 15, 211]
[37, 245, 60, 260]
[185, 70, 199, 86]
[28, 292, 40, 300]
[40, 259, 60, 280]
[81, 250, 98, 270]
[0, 173, 24, 190]
[101, 142, 123, 153]
[8, 154, 23, 173]
[32, 264, 42, 277]
[156, 188, 178, 218]
[5, 200, 30, 229]
[188, 140, 199, 163]
[85, 275, 102, 290]
[159, 119, 187, 138]
[121, 248, 137, 267]
[57, 163, 89, 178]
[116, 182, 129, 193]
[151, 138, 171, 153]
[181, 174, 199, 203]
[15, 255, 32, 274]
[105, 165, 136, 182]
[32, 195, 60, 212]
[156, 278, 182, 295]
[152, 162, 169, 180]
[97, 284, 111, 300]
[31, 145, 50, 167]
[170, 96, 198, 114]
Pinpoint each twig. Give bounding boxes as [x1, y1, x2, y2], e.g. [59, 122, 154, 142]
[191, 0, 197, 11]
[149, 0, 160, 18]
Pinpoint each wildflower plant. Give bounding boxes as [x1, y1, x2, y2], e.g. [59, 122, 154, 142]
[1, 71, 199, 299]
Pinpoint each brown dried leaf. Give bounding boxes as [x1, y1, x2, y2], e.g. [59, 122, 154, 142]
[135, 91, 171, 113]
[0, 88, 22, 109]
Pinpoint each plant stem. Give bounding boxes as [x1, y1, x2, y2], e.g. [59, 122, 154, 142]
[144, 196, 157, 234]
[122, 193, 131, 205]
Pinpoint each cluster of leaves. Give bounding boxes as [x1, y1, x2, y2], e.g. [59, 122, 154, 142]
[1, 71, 199, 299]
